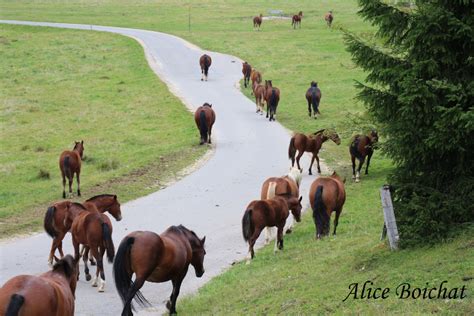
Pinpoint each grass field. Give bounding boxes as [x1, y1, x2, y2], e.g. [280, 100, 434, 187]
[1, 0, 472, 314]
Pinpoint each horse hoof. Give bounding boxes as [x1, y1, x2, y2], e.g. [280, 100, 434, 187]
[286, 228, 292, 234]
[86, 274, 92, 281]
[90, 261, 96, 266]
[201, 78, 203, 81]
[355, 178, 360, 183]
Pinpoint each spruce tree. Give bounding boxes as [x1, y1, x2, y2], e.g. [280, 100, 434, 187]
[345, 0, 474, 245]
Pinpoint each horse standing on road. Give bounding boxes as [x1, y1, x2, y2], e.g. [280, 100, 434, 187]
[194, 103, 216, 145]
[350, 130, 379, 182]
[59, 141, 84, 198]
[253, 81, 265, 114]
[292, 11, 303, 28]
[305, 81, 322, 118]
[264, 80, 280, 121]
[199, 54, 212, 81]
[242, 62, 252, 88]
[253, 14, 263, 30]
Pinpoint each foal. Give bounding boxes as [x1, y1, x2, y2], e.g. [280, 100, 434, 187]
[305, 81, 322, 118]
[264, 80, 280, 121]
[199, 54, 212, 81]
[253, 80, 265, 114]
[253, 14, 263, 30]
[59, 141, 84, 198]
[325, 11, 334, 27]
[292, 11, 303, 28]
[350, 130, 379, 182]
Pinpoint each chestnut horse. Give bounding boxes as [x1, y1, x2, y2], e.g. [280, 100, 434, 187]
[59, 141, 84, 198]
[194, 103, 216, 145]
[113, 225, 206, 315]
[350, 130, 379, 182]
[199, 54, 212, 81]
[305, 81, 322, 118]
[264, 80, 280, 121]
[309, 171, 346, 238]
[251, 69, 262, 88]
[292, 11, 303, 28]
[242, 61, 252, 88]
[242, 195, 302, 261]
[0, 255, 79, 316]
[253, 13, 263, 30]
[325, 11, 334, 27]
[289, 129, 341, 175]
[44, 194, 122, 265]
[253, 81, 265, 114]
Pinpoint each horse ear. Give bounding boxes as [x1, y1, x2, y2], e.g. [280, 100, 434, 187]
[81, 140, 84, 144]
[114, 195, 117, 200]
[299, 196, 303, 202]
[201, 236, 206, 244]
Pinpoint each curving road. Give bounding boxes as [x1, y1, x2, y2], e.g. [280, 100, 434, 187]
[0, 20, 320, 315]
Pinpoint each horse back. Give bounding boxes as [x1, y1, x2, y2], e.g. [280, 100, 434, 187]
[261, 177, 292, 200]
[310, 177, 345, 211]
[350, 135, 370, 159]
[59, 150, 81, 172]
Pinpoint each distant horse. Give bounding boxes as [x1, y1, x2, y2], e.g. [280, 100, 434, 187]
[44, 194, 122, 265]
[251, 69, 262, 88]
[253, 13, 263, 30]
[325, 11, 334, 27]
[242, 195, 302, 261]
[288, 129, 341, 175]
[305, 81, 322, 118]
[264, 80, 280, 121]
[309, 171, 346, 238]
[292, 11, 303, 28]
[59, 141, 84, 198]
[199, 54, 212, 81]
[113, 225, 206, 315]
[253, 81, 266, 114]
[242, 62, 252, 88]
[194, 103, 216, 145]
[0, 255, 79, 316]
[350, 130, 379, 182]
[67, 203, 115, 292]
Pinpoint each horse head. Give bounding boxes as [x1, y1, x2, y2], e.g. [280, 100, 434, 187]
[265, 80, 273, 88]
[74, 141, 84, 159]
[288, 196, 303, 222]
[53, 254, 80, 296]
[324, 129, 341, 145]
[180, 226, 206, 277]
[369, 130, 379, 144]
[299, 11, 303, 17]
[310, 81, 317, 87]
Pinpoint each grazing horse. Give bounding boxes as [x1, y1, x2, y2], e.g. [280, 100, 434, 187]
[288, 129, 341, 175]
[253, 81, 265, 114]
[44, 194, 122, 265]
[194, 103, 216, 145]
[350, 130, 379, 182]
[67, 203, 115, 292]
[292, 11, 303, 28]
[325, 11, 334, 27]
[242, 62, 252, 88]
[113, 225, 206, 315]
[242, 195, 302, 261]
[309, 171, 346, 239]
[253, 13, 263, 30]
[199, 54, 212, 81]
[305, 81, 322, 118]
[59, 141, 84, 198]
[0, 255, 79, 316]
[264, 80, 280, 121]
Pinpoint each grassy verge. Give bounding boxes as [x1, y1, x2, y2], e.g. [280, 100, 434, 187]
[0, 25, 207, 237]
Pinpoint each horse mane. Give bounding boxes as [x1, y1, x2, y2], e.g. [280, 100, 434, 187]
[86, 194, 115, 201]
[313, 129, 326, 136]
[71, 202, 86, 210]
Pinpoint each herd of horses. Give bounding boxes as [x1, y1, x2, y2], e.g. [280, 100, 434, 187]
[253, 10, 334, 31]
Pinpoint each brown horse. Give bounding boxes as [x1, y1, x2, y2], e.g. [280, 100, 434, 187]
[288, 129, 341, 175]
[253, 81, 266, 114]
[113, 225, 206, 315]
[0, 255, 79, 316]
[350, 130, 379, 182]
[264, 80, 280, 121]
[292, 11, 303, 28]
[242, 61, 252, 88]
[199, 54, 212, 81]
[242, 195, 302, 261]
[253, 13, 263, 30]
[194, 103, 216, 145]
[250, 69, 262, 88]
[59, 141, 84, 198]
[309, 171, 346, 238]
[325, 11, 334, 27]
[305, 81, 322, 118]
[67, 203, 115, 292]
[44, 194, 122, 265]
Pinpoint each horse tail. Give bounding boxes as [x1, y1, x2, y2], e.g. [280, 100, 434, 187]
[269, 89, 277, 109]
[204, 56, 210, 76]
[64, 156, 71, 179]
[288, 137, 296, 160]
[311, 88, 319, 113]
[313, 186, 328, 234]
[102, 222, 115, 263]
[199, 110, 208, 143]
[242, 209, 254, 242]
[5, 294, 25, 316]
[44, 206, 57, 238]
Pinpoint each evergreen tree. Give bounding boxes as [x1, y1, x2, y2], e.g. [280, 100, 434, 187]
[345, 0, 474, 245]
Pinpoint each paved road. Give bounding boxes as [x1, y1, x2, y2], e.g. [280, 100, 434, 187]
[0, 20, 320, 315]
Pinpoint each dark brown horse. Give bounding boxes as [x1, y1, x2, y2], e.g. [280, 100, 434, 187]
[350, 130, 379, 182]
[305, 81, 322, 118]
[292, 11, 303, 28]
[0, 255, 79, 316]
[194, 103, 216, 145]
[309, 171, 346, 238]
[264, 80, 280, 121]
[253, 13, 263, 30]
[253, 81, 265, 114]
[288, 129, 341, 175]
[199, 54, 212, 81]
[242, 195, 302, 261]
[113, 225, 206, 315]
[242, 61, 252, 88]
[44, 194, 122, 265]
[59, 141, 84, 198]
[325, 11, 334, 27]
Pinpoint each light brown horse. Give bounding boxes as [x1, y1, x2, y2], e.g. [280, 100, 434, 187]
[264, 80, 280, 121]
[44, 194, 122, 265]
[325, 11, 334, 27]
[194, 103, 216, 145]
[292, 11, 303, 28]
[350, 130, 379, 182]
[305, 81, 322, 118]
[59, 141, 84, 198]
[250, 69, 262, 88]
[242, 196, 302, 261]
[253, 80, 266, 114]
[309, 171, 346, 238]
[0, 255, 79, 316]
[67, 203, 115, 292]
[288, 129, 341, 175]
[199, 54, 212, 81]
[113, 225, 206, 315]
[242, 61, 252, 88]
[253, 13, 263, 30]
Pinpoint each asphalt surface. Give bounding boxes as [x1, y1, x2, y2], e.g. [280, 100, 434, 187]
[0, 20, 321, 315]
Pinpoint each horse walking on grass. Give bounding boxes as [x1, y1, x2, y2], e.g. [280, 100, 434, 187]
[253, 14, 263, 30]
[59, 141, 84, 198]
[292, 11, 303, 28]
[309, 171, 346, 239]
[253, 81, 265, 114]
[264, 80, 280, 121]
[350, 130, 379, 182]
[325, 11, 334, 27]
[199, 54, 212, 81]
[194, 103, 216, 145]
[242, 62, 252, 88]
[113, 226, 206, 316]
[305, 81, 322, 118]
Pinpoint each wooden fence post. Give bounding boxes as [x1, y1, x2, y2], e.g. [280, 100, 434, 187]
[380, 185, 400, 250]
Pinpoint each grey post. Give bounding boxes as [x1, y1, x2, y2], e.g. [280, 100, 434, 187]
[380, 185, 399, 250]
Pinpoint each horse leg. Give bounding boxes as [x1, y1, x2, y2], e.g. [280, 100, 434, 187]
[356, 157, 365, 183]
[62, 172, 66, 198]
[76, 171, 81, 197]
[246, 227, 262, 263]
[167, 273, 187, 315]
[121, 276, 146, 316]
[72, 237, 81, 279]
[208, 126, 212, 144]
[68, 174, 73, 195]
[316, 155, 321, 174]
[308, 155, 316, 175]
[296, 150, 304, 172]
[264, 227, 274, 245]
[333, 209, 342, 236]
[307, 99, 312, 117]
[82, 248, 92, 282]
[365, 151, 373, 175]
[277, 225, 284, 250]
[201, 69, 204, 81]
[285, 214, 294, 234]
[351, 155, 356, 180]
